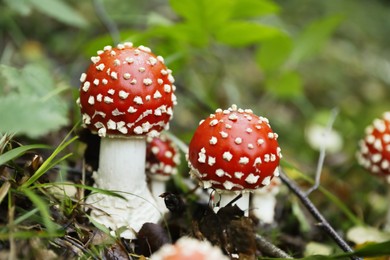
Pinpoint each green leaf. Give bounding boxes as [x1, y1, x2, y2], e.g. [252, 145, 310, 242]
[265, 71, 303, 98]
[0, 64, 69, 138]
[169, 0, 234, 35]
[353, 240, 390, 256]
[4, 0, 32, 16]
[288, 15, 343, 67]
[22, 188, 59, 234]
[216, 21, 281, 47]
[28, 0, 87, 28]
[0, 144, 49, 166]
[256, 34, 293, 72]
[231, 0, 280, 19]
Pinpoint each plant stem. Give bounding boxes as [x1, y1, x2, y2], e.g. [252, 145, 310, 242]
[279, 170, 361, 260]
[255, 234, 292, 258]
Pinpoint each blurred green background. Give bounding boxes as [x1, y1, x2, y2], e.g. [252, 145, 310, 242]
[1, 0, 390, 245]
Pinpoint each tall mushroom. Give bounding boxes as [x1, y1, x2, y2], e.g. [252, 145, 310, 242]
[146, 134, 181, 213]
[188, 105, 281, 216]
[356, 111, 390, 230]
[77, 42, 177, 239]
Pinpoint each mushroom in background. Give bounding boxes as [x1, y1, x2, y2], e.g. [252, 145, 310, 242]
[251, 176, 281, 224]
[188, 104, 281, 216]
[356, 111, 390, 231]
[146, 134, 181, 213]
[150, 237, 229, 260]
[77, 42, 177, 239]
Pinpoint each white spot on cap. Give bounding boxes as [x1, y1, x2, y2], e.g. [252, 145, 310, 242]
[123, 73, 131, 80]
[143, 78, 153, 86]
[112, 108, 124, 116]
[168, 74, 175, 83]
[119, 90, 129, 99]
[138, 67, 146, 73]
[164, 84, 171, 93]
[228, 113, 238, 121]
[107, 89, 115, 95]
[96, 63, 105, 71]
[248, 144, 254, 149]
[110, 71, 118, 80]
[130, 79, 137, 85]
[138, 45, 151, 53]
[245, 173, 259, 184]
[82, 81, 90, 92]
[82, 114, 91, 124]
[268, 132, 275, 139]
[257, 139, 265, 145]
[220, 131, 228, 138]
[98, 127, 106, 137]
[216, 169, 225, 177]
[157, 78, 164, 85]
[102, 79, 108, 85]
[374, 119, 386, 132]
[134, 126, 143, 134]
[103, 45, 112, 51]
[88, 96, 94, 105]
[125, 57, 134, 64]
[372, 153, 382, 163]
[148, 57, 157, 66]
[235, 172, 244, 179]
[128, 106, 137, 113]
[80, 73, 87, 82]
[225, 124, 232, 129]
[208, 157, 216, 166]
[264, 154, 270, 162]
[210, 119, 219, 126]
[198, 148, 206, 163]
[209, 136, 217, 145]
[246, 128, 253, 133]
[157, 56, 165, 63]
[223, 151, 233, 161]
[91, 56, 100, 64]
[93, 79, 99, 86]
[96, 94, 103, 102]
[161, 69, 168, 75]
[104, 96, 113, 104]
[223, 181, 234, 190]
[133, 96, 143, 105]
[234, 137, 242, 144]
[107, 119, 116, 130]
[254, 157, 262, 165]
[153, 90, 162, 99]
[110, 50, 116, 56]
[239, 157, 249, 164]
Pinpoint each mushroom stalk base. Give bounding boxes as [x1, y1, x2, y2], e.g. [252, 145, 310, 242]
[150, 180, 168, 214]
[87, 137, 160, 239]
[214, 192, 250, 216]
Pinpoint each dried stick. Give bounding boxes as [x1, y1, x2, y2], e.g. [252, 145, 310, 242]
[279, 170, 361, 260]
[255, 234, 292, 258]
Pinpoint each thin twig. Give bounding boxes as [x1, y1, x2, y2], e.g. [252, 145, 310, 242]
[305, 108, 339, 195]
[255, 234, 292, 258]
[93, 0, 121, 45]
[279, 170, 361, 260]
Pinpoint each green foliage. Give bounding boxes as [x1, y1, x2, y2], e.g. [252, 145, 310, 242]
[4, 0, 88, 28]
[0, 64, 69, 138]
[0, 144, 49, 166]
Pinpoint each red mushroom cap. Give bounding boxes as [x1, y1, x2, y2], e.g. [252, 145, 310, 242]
[357, 112, 390, 177]
[150, 237, 228, 260]
[188, 105, 281, 191]
[77, 42, 176, 138]
[146, 134, 181, 181]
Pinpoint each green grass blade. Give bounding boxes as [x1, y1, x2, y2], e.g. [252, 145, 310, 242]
[0, 144, 49, 166]
[21, 136, 78, 188]
[21, 188, 59, 234]
[0, 230, 64, 240]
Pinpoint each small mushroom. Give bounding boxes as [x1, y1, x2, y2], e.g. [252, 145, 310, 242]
[251, 176, 281, 224]
[356, 111, 390, 230]
[150, 237, 229, 260]
[146, 134, 181, 213]
[188, 104, 281, 216]
[78, 42, 177, 239]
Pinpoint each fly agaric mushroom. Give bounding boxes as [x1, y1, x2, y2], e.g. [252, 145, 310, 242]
[150, 237, 229, 260]
[77, 42, 176, 239]
[146, 134, 181, 213]
[188, 104, 281, 216]
[356, 111, 390, 230]
[251, 176, 281, 224]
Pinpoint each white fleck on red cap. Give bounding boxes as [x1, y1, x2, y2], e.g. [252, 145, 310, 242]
[146, 134, 181, 181]
[78, 42, 176, 137]
[188, 104, 282, 191]
[357, 112, 390, 177]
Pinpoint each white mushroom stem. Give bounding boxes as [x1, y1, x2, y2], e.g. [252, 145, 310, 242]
[87, 137, 160, 239]
[150, 179, 168, 214]
[251, 193, 277, 224]
[213, 191, 250, 216]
